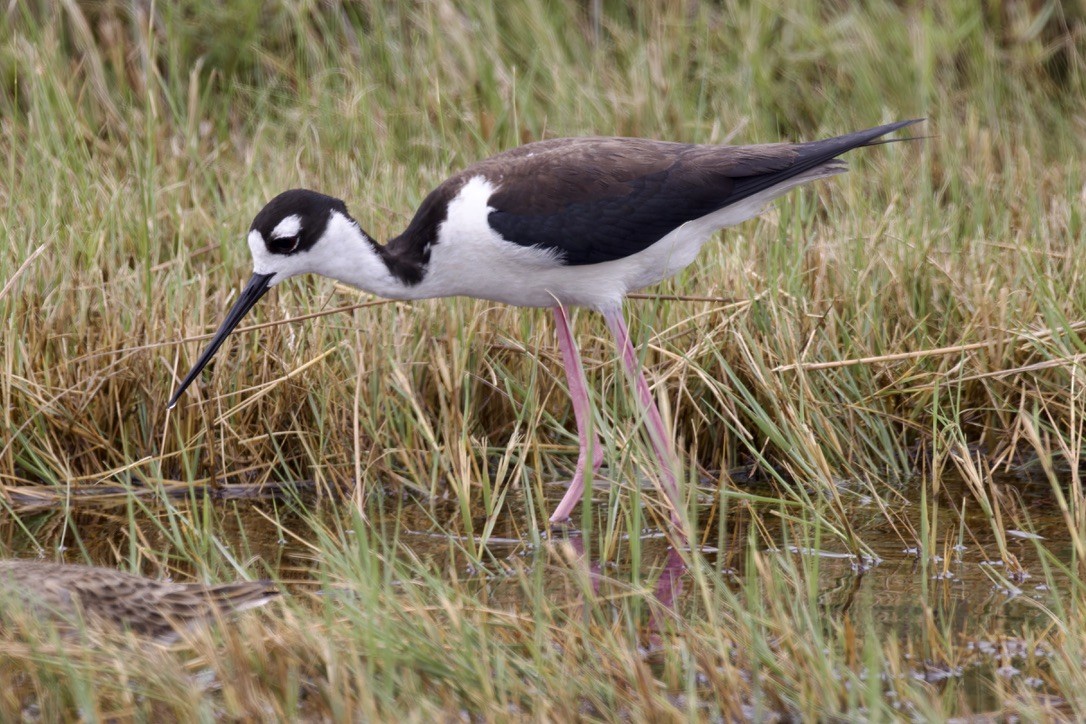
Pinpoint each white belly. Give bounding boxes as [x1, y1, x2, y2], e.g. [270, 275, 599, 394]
[423, 224, 711, 309]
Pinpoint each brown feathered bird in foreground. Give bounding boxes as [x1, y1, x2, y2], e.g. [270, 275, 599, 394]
[0, 559, 278, 642]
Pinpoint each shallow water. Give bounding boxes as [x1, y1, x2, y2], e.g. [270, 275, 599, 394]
[0, 467, 1074, 714]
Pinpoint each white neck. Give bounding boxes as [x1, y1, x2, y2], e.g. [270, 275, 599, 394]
[310, 212, 418, 298]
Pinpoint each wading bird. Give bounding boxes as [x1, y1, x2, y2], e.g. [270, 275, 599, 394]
[168, 120, 919, 527]
[0, 559, 277, 642]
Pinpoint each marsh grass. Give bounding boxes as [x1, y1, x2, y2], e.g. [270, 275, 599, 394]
[1, 0, 1086, 719]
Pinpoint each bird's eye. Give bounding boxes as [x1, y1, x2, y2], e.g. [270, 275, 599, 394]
[269, 235, 300, 254]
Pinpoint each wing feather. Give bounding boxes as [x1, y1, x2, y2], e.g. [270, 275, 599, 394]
[479, 121, 919, 265]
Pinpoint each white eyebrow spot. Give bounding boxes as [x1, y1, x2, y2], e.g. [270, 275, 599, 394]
[271, 214, 302, 239]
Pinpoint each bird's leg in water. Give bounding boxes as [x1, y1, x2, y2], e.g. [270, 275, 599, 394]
[602, 305, 682, 527]
[549, 305, 605, 523]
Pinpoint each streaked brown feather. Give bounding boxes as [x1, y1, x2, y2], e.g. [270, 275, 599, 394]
[0, 559, 277, 642]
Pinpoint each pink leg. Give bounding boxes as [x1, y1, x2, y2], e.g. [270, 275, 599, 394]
[549, 306, 606, 522]
[601, 306, 682, 525]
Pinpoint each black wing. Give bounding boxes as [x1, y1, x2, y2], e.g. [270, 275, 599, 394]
[479, 120, 919, 266]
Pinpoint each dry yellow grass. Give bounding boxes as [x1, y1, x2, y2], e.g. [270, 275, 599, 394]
[0, 0, 1085, 719]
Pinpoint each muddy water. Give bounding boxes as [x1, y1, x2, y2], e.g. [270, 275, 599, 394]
[0, 468, 1074, 712]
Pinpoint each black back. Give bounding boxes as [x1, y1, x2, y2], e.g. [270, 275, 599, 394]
[386, 120, 919, 267]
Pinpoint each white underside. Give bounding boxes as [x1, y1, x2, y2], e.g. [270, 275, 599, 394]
[254, 166, 845, 310]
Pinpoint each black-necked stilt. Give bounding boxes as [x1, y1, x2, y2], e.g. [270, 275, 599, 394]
[168, 119, 920, 526]
[0, 559, 277, 641]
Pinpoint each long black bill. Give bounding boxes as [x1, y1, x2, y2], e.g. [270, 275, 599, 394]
[167, 272, 275, 409]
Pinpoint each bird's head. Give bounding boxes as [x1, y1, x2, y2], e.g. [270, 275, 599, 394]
[247, 189, 353, 287]
[167, 189, 355, 408]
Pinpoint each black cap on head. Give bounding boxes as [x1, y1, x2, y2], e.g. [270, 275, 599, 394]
[250, 189, 349, 255]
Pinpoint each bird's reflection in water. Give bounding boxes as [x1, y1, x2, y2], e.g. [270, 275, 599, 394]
[558, 534, 604, 596]
[558, 534, 689, 635]
[647, 545, 687, 634]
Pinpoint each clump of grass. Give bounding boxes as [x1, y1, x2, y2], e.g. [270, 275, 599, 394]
[1, 0, 1085, 718]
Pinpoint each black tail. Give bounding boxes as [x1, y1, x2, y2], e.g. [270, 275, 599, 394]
[731, 118, 923, 201]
